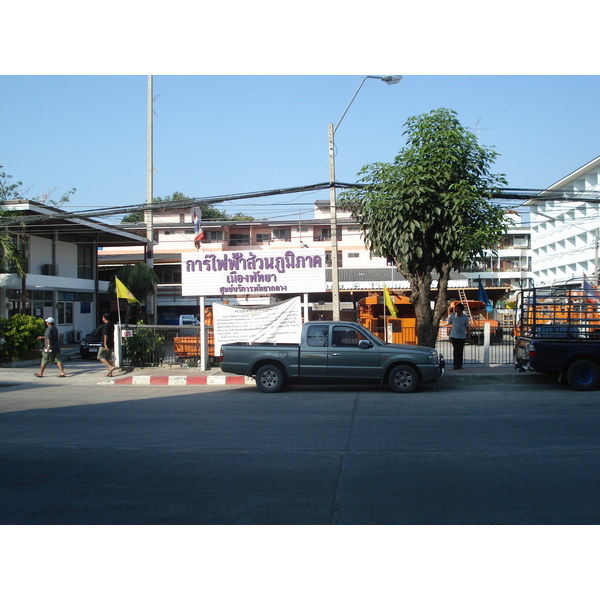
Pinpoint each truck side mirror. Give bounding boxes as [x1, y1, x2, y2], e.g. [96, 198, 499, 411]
[358, 339, 373, 349]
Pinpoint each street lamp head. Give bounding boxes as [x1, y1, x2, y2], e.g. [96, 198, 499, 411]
[381, 75, 403, 85]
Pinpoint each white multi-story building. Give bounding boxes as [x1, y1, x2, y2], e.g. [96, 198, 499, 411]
[527, 155, 600, 286]
[459, 209, 532, 290]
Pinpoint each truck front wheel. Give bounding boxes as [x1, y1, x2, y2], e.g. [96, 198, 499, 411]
[566, 359, 600, 391]
[388, 364, 419, 393]
[255, 364, 285, 393]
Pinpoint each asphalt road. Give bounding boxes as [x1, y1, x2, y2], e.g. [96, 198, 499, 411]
[1, 373, 599, 524]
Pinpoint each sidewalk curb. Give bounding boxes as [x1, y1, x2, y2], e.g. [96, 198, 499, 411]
[96, 368, 550, 387]
[99, 373, 255, 386]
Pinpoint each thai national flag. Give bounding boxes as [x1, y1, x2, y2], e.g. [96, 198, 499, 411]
[583, 275, 600, 303]
[193, 210, 204, 249]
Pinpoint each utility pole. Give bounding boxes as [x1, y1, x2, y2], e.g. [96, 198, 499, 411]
[146, 75, 155, 324]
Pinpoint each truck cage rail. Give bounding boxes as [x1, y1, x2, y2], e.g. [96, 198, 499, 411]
[516, 279, 600, 341]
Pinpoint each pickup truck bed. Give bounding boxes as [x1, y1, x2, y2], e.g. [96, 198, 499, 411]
[514, 282, 600, 391]
[220, 321, 444, 393]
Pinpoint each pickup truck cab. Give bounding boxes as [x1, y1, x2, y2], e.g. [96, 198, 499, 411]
[220, 321, 444, 393]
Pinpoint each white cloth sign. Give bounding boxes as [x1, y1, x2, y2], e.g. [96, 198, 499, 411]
[213, 297, 302, 354]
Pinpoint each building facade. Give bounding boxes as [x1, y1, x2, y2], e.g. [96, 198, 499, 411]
[0, 200, 148, 341]
[99, 200, 526, 323]
[527, 155, 600, 286]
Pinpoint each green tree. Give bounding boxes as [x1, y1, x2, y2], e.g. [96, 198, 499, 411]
[121, 192, 254, 223]
[0, 169, 27, 277]
[340, 108, 509, 347]
[108, 262, 159, 324]
[0, 167, 75, 277]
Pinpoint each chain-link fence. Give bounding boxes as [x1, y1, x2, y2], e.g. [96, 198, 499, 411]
[118, 323, 515, 368]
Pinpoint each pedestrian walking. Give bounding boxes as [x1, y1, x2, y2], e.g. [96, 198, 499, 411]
[35, 317, 66, 378]
[448, 303, 471, 370]
[98, 313, 115, 377]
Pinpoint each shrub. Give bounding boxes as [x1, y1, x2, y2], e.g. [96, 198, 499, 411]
[0, 314, 45, 363]
[122, 321, 166, 366]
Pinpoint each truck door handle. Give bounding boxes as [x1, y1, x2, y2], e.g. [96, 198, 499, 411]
[330, 352, 341, 357]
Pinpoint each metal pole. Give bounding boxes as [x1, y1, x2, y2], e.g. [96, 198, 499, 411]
[595, 228, 599, 286]
[146, 75, 155, 324]
[327, 75, 402, 322]
[328, 122, 340, 321]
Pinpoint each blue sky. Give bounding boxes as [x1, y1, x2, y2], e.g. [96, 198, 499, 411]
[2, 3, 599, 226]
[2, 74, 599, 224]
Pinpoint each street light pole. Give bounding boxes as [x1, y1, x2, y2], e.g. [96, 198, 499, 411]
[328, 75, 402, 321]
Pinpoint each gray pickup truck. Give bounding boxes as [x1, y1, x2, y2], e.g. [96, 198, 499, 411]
[219, 321, 444, 393]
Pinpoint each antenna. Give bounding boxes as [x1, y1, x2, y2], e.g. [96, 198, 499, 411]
[469, 118, 495, 143]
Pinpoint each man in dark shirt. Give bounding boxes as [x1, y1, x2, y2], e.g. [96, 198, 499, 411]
[98, 313, 115, 377]
[35, 317, 66, 377]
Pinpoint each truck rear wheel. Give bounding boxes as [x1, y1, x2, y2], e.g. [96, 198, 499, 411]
[255, 364, 284, 393]
[388, 364, 419, 393]
[566, 360, 600, 392]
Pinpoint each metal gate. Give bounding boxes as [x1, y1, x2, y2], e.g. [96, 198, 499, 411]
[119, 324, 216, 367]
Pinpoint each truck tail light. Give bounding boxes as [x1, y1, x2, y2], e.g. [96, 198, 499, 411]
[529, 349, 537, 358]
[219, 350, 224, 363]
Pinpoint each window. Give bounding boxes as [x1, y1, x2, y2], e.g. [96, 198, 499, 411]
[156, 269, 181, 284]
[307, 325, 328, 347]
[347, 252, 359, 258]
[204, 231, 223, 243]
[273, 229, 291, 241]
[331, 326, 367, 347]
[229, 233, 250, 246]
[77, 244, 94, 279]
[57, 301, 73, 325]
[314, 228, 342, 242]
[325, 252, 343, 268]
[256, 233, 271, 244]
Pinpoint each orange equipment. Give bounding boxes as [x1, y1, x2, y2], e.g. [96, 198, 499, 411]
[357, 292, 418, 345]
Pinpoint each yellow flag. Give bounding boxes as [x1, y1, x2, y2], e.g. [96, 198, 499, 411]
[115, 277, 139, 304]
[383, 285, 398, 318]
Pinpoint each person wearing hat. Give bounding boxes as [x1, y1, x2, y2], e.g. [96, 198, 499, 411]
[35, 317, 66, 378]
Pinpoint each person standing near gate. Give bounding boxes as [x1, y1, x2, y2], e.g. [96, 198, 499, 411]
[98, 313, 115, 377]
[448, 303, 470, 370]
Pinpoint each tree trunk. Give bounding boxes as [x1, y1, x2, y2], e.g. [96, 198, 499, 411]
[406, 264, 452, 348]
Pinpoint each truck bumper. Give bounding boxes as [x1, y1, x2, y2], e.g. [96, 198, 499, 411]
[421, 360, 444, 383]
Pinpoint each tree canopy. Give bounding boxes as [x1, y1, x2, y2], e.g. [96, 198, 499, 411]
[121, 191, 254, 223]
[107, 262, 160, 324]
[339, 108, 510, 347]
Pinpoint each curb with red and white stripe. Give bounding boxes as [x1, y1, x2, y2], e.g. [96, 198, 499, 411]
[99, 373, 254, 386]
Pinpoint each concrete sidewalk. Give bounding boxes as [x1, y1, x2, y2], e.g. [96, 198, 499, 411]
[1, 347, 553, 387]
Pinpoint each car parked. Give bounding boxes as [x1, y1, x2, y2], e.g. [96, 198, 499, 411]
[80, 325, 103, 359]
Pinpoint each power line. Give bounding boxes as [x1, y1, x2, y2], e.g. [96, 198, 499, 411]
[2, 183, 599, 226]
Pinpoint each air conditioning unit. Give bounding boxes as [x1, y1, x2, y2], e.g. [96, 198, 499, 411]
[41, 264, 59, 276]
[71, 330, 82, 343]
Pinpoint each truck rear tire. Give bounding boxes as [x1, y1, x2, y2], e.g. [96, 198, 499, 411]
[255, 364, 284, 393]
[566, 360, 600, 392]
[388, 364, 419, 393]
